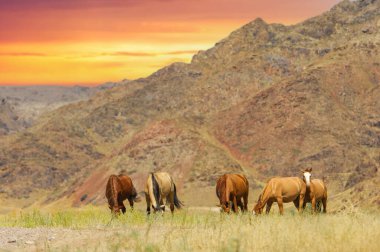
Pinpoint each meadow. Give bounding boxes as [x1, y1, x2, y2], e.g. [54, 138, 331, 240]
[0, 206, 379, 251]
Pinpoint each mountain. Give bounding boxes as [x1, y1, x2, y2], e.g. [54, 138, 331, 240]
[0, 0, 379, 211]
[0, 82, 121, 134]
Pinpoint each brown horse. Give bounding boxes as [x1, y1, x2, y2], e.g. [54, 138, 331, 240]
[302, 168, 327, 213]
[105, 174, 140, 215]
[253, 177, 306, 215]
[145, 172, 183, 214]
[216, 174, 249, 213]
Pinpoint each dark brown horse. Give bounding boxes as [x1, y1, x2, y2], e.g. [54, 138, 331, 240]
[216, 174, 249, 213]
[105, 174, 140, 214]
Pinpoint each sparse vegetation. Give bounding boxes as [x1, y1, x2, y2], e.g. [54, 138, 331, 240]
[1, 207, 379, 251]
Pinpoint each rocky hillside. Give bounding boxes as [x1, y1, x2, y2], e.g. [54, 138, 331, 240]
[0, 82, 120, 135]
[0, 0, 379, 211]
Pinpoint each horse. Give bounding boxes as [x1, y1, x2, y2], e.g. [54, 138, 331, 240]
[216, 174, 249, 213]
[302, 168, 327, 213]
[144, 172, 183, 214]
[105, 174, 140, 215]
[253, 176, 306, 215]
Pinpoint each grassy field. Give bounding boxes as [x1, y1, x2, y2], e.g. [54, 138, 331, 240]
[0, 207, 380, 251]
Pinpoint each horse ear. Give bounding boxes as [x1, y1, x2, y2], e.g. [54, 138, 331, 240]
[309, 168, 313, 172]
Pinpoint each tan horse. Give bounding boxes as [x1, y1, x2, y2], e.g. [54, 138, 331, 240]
[302, 168, 327, 213]
[216, 174, 249, 213]
[145, 172, 183, 214]
[105, 174, 140, 215]
[253, 177, 306, 215]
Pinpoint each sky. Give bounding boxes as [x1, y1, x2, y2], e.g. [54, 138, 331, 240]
[0, 0, 340, 86]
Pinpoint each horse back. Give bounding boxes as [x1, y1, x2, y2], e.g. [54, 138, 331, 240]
[153, 172, 173, 195]
[226, 174, 249, 196]
[271, 177, 305, 201]
[118, 175, 137, 198]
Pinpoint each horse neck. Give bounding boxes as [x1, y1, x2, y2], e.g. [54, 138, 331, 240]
[110, 177, 119, 208]
[218, 179, 227, 204]
[257, 182, 271, 210]
[224, 178, 232, 203]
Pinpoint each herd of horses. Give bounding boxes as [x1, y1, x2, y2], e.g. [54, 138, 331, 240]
[105, 168, 327, 215]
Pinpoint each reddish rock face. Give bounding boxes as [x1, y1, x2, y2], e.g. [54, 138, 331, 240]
[0, 0, 379, 210]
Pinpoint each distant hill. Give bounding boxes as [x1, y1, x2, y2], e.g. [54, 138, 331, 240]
[0, 0, 379, 212]
[0, 82, 121, 135]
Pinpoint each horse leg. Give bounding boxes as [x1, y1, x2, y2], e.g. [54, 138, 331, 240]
[160, 198, 165, 212]
[266, 200, 273, 214]
[128, 198, 134, 210]
[276, 197, 284, 215]
[322, 198, 327, 213]
[233, 196, 239, 213]
[145, 193, 151, 215]
[311, 197, 317, 213]
[243, 194, 248, 212]
[237, 197, 244, 212]
[169, 192, 175, 214]
[293, 197, 299, 211]
[121, 203, 126, 214]
[298, 193, 305, 214]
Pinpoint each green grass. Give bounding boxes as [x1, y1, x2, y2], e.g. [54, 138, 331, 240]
[1, 207, 380, 251]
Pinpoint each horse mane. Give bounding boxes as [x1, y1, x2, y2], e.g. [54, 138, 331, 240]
[151, 173, 161, 209]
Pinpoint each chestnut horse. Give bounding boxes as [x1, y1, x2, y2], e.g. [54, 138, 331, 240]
[253, 177, 306, 215]
[216, 174, 249, 213]
[105, 174, 140, 215]
[302, 168, 327, 213]
[145, 172, 183, 214]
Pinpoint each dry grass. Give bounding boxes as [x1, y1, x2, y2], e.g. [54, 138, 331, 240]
[0, 206, 379, 251]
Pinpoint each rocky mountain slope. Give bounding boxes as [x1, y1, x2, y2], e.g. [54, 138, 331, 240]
[0, 83, 120, 135]
[0, 0, 379, 211]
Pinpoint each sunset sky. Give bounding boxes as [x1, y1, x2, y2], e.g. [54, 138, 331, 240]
[0, 0, 340, 86]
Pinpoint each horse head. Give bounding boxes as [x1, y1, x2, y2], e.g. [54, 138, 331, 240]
[109, 205, 121, 215]
[222, 202, 231, 213]
[253, 194, 263, 215]
[153, 204, 166, 212]
[301, 167, 312, 187]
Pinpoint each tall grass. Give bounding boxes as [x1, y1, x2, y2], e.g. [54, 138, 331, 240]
[1, 207, 379, 251]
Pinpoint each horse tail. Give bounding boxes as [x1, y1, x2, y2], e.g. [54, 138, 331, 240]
[173, 183, 183, 209]
[151, 173, 161, 209]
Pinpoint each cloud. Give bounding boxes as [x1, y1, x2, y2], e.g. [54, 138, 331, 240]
[0, 52, 47, 57]
[0, 0, 175, 10]
[107, 50, 198, 57]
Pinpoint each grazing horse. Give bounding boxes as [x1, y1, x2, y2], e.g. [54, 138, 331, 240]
[105, 174, 140, 215]
[216, 174, 249, 213]
[253, 177, 306, 215]
[145, 172, 183, 214]
[302, 168, 327, 213]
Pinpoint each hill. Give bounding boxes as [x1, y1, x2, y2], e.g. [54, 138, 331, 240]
[0, 0, 379, 211]
[0, 83, 120, 135]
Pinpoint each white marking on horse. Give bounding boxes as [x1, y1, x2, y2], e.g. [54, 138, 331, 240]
[303, 172, 311, 187]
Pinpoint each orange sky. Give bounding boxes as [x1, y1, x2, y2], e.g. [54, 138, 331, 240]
[0, 0, 340, 86]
